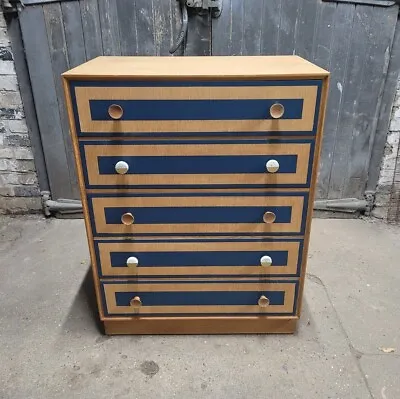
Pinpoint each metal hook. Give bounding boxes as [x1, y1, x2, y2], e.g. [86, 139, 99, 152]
[170, 0, 189, 54]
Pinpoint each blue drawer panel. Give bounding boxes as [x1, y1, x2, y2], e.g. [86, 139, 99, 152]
[114, 291, 285, 306]
[89, 99, 304, 121]
[88, 192, 308, 236]
[80, 139, 314, 188]
[71, 79, 322, 136]
[97, 155, 298, 175]
[104, 206, 292, 224]
[95, 238, 304, 278]
[109, 250, 289, 267]
[101, 280, 299, 316]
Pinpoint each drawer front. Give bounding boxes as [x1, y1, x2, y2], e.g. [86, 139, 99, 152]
[101, 281, 298, 316]
[80, 139, 314, 189]
[71, 80, 322, 136]
[88, 193, 308, 236]
[95, 238, 303, 278]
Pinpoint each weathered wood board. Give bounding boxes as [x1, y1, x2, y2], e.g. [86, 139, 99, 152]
[15, 0, 400, 205]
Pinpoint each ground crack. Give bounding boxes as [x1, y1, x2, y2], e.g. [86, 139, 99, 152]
[306, 271, 374, 398]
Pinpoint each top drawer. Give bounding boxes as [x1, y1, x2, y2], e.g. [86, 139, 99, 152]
[70, 80, 322, 137]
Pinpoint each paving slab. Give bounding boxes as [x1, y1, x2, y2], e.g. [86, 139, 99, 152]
[360, 355, 400, 399]
[0, 216, 398, 398]
[308, 219, 400, 355]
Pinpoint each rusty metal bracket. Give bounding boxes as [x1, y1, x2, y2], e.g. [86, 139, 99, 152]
[170, 0, 223, 54]
[322, 0, 399, 7]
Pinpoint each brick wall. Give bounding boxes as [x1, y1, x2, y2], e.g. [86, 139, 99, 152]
[374, 79, 400, 220]
[0, 12, 41, 214]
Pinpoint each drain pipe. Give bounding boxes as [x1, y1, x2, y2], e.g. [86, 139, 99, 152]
[315, 191, 375, 215]
[314, 198, 368, 213]
[41, 191, 83, 217]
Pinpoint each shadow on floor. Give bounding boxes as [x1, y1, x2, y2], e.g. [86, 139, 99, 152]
[61, 266, 104, 336]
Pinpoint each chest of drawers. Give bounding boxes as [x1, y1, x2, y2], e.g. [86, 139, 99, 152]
[63, 56, 329, 335]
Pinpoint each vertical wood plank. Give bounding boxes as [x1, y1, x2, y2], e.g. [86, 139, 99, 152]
[215, 0, 244, 56]
[316, 3, 355, 199]
[116, 0, 138, 55]
[184, 9, 211, 56]
[327, 5, 372, 199]
[211, 0, 232, 55]
[135, 0, 156, 55]
[98, 0, 121, 55]
[230, 0, 244, 56]
[277, 0, 300, 55]
[312, 1, 335, 198]
[367, 10, 400, 192]
[295, 0, 318, 60]
[152, 0, 175, 55]
[312, 1, 336, 69]
[61, 1, 86, 67]
[242, 0, 263, 56]
[43, 3, 79, 199]
[7, 17, 50, 192]
[80, 0, 103, 59]
[19, 6, 73, 199]
[345, 5, 398, 198]
[260, 0, 281, 56]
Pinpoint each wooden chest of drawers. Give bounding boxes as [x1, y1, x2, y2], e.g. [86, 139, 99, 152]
[62, 56, 329, 335]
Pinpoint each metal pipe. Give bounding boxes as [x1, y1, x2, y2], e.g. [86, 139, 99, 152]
[42, 192, 82, 216]
[41, 193, 370, 217]
[313, 198, 368, 213]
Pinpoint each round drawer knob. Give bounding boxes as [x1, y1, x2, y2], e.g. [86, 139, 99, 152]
[270, 103, 285, 119]
[115, 161, 129, 175]
[266, 159, 279, 173]
[108, 104, 123, 120]
[126, 256, 139, 268]
[130, 296, 142, 308]
[258, 295, 270, 307]
[121, 212, 134, 225]
[263, 211, 276, 224]
[260, 255, 272, 267]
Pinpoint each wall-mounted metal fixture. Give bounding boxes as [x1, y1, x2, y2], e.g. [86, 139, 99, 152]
[170, 0, 223, 54]
[1, 0, 22, 14]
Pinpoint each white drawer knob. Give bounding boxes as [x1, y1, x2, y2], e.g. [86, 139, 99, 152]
[130, 296, 142, 308]
[266, 159, 279, 173]
[258, 295, 270, 307]
[260, 255, 272, 267]
[115, 161, 129, 175]
[126, 256, 139, 268]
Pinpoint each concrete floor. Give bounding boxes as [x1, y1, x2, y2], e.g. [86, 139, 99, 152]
[0, 216, 399, 399]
